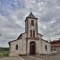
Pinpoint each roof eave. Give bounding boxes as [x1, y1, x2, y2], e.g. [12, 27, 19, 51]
[26, 17, 38, 19]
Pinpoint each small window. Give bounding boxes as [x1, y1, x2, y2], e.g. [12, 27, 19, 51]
[51, 48, 53, 51]
[31, 20, 34, 26]
[16, 45, 18, 50]
[54, 49, 56, 51]
[33, 30, 35, 38]
[45, 45, 47, 50]
[30, 30, 32, 37]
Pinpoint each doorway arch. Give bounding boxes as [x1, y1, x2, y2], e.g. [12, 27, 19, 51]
[30, 41, 36, 55]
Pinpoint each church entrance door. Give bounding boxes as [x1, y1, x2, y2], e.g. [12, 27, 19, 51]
[30, 41, 36, 55]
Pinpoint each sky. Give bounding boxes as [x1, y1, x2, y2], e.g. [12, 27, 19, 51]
[0, 0, 60, 47]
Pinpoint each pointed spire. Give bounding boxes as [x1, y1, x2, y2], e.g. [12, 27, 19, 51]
[27, 12, 38, 19]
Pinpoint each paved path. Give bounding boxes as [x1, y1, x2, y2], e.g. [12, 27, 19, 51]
[21, 54, 60, 60]
[0, 56, 24, 60]
[21, 56, 42, 60]
[0, 54, 60, 60]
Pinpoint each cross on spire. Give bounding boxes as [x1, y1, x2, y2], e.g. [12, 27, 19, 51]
[30, 7, 32, 13]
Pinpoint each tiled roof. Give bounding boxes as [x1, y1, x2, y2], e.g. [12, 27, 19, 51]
[50, 40, 60, 47]
[50, 40, 60, 43]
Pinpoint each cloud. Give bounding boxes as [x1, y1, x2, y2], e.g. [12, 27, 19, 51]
[0, 0, 60, 47]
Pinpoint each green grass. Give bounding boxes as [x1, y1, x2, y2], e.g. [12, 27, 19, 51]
[0, 47, 9, 57]
[0, 51, 9, 57]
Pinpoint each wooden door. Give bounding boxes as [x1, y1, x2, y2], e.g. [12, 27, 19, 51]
[30, 41, 36, 55]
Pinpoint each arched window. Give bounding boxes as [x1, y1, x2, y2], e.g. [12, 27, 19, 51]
[16, 45, 18, 50]
[31, 20, 34, 26]
[33, 30, 35, 38]
[30, 30, 32, 37]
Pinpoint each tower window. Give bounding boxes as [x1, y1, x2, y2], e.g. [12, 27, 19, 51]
[31, 20, 34, 26]
[16, 45, 18, 50]
[30, 30, 32, 37]
[33, 30, 35, 38]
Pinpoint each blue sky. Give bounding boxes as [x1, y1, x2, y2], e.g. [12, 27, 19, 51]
[0, 0, 60, 47]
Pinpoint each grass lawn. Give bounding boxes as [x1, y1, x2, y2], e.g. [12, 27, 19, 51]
[0, 48, 9, 57]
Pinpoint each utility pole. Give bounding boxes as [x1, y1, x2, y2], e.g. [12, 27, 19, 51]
[0, 34, 2, 36]
[0, 34, 2, 40]
[46, 27, 51, 42]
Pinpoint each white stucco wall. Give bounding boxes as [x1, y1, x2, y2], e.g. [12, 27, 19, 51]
[9, 33, 27, 56]
[51, 47, 60, 52]
[22, 33, 27, 54]
[9, 39, 23, 56]
[59, 47, 60, 51]
[38, 33, 42, 39]
[9, 33, 51, 56]
[41, 40, 51, 54]
[38, 34, 51, 54]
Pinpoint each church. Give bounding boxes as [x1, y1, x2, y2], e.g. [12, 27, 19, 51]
[9, 12, 51, 56]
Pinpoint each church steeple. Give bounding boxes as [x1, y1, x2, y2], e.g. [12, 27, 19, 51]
[25, 12, 38, 38]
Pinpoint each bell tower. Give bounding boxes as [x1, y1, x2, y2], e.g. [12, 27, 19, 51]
[25, 12, 38, 38]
